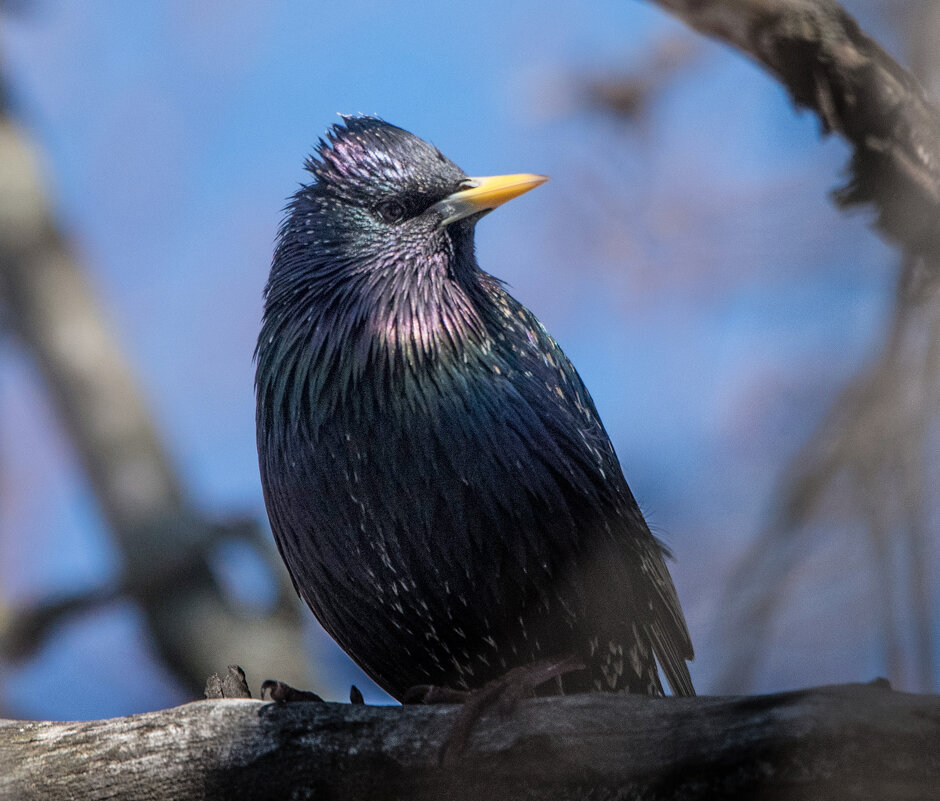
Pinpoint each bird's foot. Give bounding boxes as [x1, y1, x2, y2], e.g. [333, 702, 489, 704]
[260, 680, 325, 703]
[259, 679, 365, 704]
[406, 653, 585, 764]
[207, 666, 362, 704]
[403, 684, 472, 704]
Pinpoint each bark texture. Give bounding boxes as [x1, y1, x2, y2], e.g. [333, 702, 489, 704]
[1, 682, 937, 801]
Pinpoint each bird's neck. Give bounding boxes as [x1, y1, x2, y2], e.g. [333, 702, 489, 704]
[256, 247, 493, 432]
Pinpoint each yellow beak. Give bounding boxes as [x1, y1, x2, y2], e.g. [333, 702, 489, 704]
[433, 173, 549, 227]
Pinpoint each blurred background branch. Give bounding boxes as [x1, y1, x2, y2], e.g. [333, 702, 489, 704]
[0, 68, 310, 697]
[635, 0, 940, 692]
[646, 0, 940, 257]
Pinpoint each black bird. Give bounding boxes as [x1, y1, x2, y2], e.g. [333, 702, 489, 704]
[256, 116, 693, 701]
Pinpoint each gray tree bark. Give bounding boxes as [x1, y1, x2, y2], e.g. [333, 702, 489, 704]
[1, 681, 936, 801]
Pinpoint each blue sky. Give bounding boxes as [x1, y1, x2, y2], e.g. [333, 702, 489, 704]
[0, 1, 915, 718]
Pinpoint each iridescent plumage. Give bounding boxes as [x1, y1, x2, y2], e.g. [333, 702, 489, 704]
[256, 117, 694, 699]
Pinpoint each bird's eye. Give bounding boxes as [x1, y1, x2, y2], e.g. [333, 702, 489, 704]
[375, 199, 407, 224]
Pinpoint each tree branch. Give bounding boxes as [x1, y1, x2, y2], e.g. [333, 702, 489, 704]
[0, 681, 936, 800]
[648, 0, 940, 259]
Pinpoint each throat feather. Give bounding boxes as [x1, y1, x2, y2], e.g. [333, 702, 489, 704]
[258, 263, 490, 433]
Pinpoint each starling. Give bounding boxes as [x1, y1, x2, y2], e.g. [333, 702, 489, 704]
[256, 116, 694, 701]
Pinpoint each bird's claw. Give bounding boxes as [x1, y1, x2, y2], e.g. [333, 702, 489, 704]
[407, 653, 586, 764]
[403, 684, 471, 704]
[260, 679, 325, 703]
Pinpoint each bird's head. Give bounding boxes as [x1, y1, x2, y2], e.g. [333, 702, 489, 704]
[271, 115, 546, 292]
[258, 116, 546, 413]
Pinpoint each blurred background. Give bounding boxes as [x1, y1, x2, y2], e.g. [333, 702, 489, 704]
[0, 0, 936, 720]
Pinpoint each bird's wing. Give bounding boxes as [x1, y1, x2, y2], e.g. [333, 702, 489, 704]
[484, 283, 694, 695]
